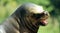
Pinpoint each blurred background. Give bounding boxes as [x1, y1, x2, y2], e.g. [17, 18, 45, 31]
[0, 0, 60, 33]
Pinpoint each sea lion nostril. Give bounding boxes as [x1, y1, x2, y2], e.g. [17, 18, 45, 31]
[44, 11, 49, 16]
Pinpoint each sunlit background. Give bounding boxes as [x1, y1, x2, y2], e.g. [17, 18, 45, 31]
[0, 0, 60, 33]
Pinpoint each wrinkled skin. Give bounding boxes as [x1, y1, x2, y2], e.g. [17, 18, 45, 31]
[0, 3, 49, 33]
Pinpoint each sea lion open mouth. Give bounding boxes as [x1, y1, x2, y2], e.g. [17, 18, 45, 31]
[39, 19, 48, 26]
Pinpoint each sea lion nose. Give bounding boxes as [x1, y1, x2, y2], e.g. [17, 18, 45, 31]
[44, 11, 49, 16]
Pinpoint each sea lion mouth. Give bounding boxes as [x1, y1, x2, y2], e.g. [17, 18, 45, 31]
[39, 19, 48, 26]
